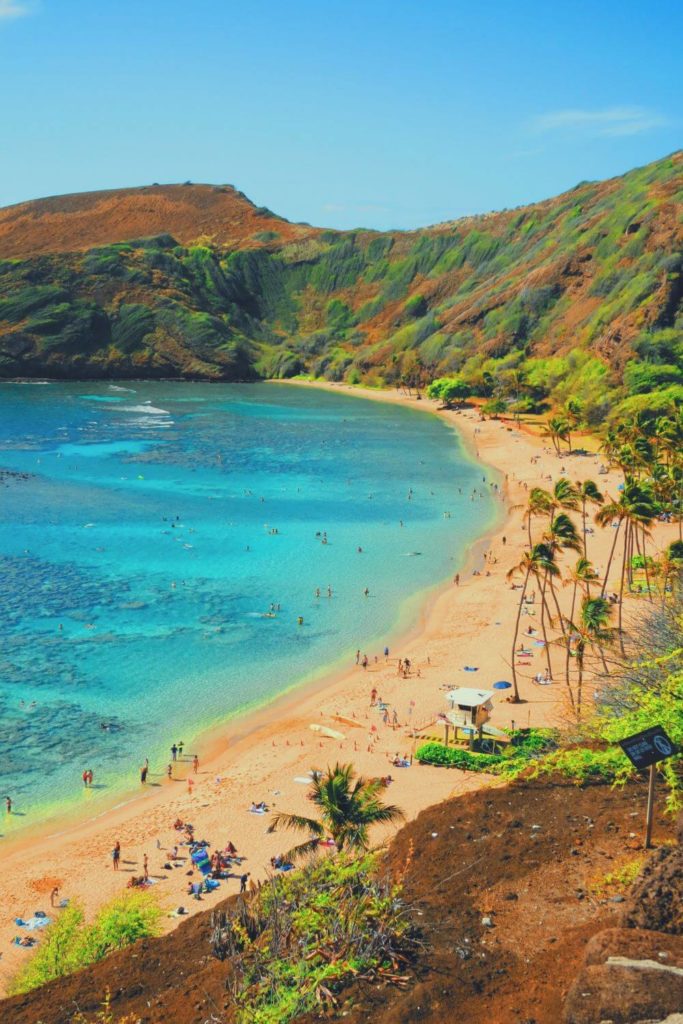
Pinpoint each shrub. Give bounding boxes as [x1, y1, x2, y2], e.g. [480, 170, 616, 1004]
[529, 746, 634, 786]
[9, 893, 161, 996]
[217, 853, 418, 1024]
[427, 376, 472, 407]
[404, 294, 428, 318]
[415, 742, 503, 771]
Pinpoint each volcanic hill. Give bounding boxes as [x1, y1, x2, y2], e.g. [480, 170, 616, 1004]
[0, 153, 681, 420]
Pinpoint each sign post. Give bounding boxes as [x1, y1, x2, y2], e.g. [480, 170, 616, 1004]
[619, 725, 678, 849]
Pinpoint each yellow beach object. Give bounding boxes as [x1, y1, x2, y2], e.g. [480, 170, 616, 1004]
[309, 724, 345, 741]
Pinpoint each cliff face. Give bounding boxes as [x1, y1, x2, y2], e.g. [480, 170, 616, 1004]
[0, 154, 681, 418]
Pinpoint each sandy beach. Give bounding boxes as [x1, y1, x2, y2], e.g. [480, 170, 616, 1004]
[0, 382, 675, 995]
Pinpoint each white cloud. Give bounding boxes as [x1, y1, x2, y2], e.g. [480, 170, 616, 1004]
[530, 106, 669, 138]
[0, 0, 31, 18]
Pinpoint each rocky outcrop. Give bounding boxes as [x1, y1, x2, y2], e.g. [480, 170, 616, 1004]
[564, 832, 683, 1024]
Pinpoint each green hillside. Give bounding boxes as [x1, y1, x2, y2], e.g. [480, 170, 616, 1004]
[0, 152, 681, 424]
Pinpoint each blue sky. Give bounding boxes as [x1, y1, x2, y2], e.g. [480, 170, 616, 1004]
[1, 0, 680, 229]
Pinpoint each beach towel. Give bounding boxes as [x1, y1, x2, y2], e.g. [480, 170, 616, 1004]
[16, 916, 51, 931]
[191, 849, 211, 876]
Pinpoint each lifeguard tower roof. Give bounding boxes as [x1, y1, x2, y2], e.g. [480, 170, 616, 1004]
[445, 687, 494, 707]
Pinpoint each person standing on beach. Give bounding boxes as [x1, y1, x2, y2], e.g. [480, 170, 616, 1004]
[240, 872, 250, 893]
[143, 854, 149, 882]
[193, 755, 199, 774]
[82, 769, 89, 788]
[87, 769, 94, 787]
[140, 762, 148, 784]
[171, 743, 178, 762]
[112, 841, 121, 871]
[5, 795, 11, 814]
[50, 886, 60, 907]
[178, 741, 184, 758]
[167, 764, 173, 780]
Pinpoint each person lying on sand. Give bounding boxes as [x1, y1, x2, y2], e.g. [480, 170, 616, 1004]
[249, 801, 269, 814]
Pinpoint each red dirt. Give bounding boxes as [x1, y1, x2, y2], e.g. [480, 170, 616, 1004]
[0, 184, 317, 258]
[1, 775, 676, 1024]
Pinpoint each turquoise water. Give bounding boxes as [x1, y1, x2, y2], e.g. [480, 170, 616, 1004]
[0, 382, 497, 832]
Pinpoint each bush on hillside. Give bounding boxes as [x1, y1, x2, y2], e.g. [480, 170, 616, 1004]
[9, 892, 161, 996]
[216, 853, 418, 1024]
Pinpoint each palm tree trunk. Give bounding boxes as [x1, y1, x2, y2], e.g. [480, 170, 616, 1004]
[618, 523, 629, 655]
[600, 519, 622, 598]
[595, 641, 610, 675]
[582, 496, 588, 557]
[510, 566, 532, 703]
[539, 572, 554, 679]
[565, 577, 579, 695]
[641, 524, 653, 601]
[576, 651, 584, 721]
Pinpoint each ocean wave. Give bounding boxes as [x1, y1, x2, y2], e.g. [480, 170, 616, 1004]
[119, 404, 171, 415]
[109, 385, 136, 393]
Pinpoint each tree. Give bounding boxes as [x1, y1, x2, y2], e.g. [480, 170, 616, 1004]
[566, 597, 616, 717]
[543, 416, 571, 455]
[550, 478, 580, 525]
[482, 397, 507, 418]
[524, 487, 553, 547]
[507, 542, 558, 699]
[563, 557, 600, 690]
[427, 376, 472, 408]
[576, 479, 604, 558]
[267, 763, 405, 862]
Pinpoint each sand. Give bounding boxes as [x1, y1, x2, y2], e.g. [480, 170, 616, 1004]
[0, 383, 675, 995]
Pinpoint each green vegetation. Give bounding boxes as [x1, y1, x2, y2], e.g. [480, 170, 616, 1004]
[213, 853, 417, 1024]
[590, 856, 646, 897]
[415, 742, 503, 770]
[267, 763, 405, 861]
[0, 152, 680, 405]
[426, 375, 473, 407]
[9, 893, 162, 996]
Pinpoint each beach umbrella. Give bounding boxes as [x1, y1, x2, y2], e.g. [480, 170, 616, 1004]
[493, 681, 512, 690]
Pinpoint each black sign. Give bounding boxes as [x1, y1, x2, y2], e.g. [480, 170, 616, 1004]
[619, 725, 678, 770]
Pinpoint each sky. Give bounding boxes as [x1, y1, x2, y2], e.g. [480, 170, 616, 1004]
[0, 0, 681, 230]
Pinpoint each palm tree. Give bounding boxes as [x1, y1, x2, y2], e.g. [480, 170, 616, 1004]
[576, 479, 604, 558]
[563, 557, 599, 688]
[507, 542, 557, 693]
[267, 763, 405, 862]
[597, 482, 656, 650]
[596, 497, 626, 598]
[524, 487, 553, 547]
[566, 597, 616, 718]
[543, 416, 570, 456]
[550, 478, 580, 525]
[543, 511, 581, 623]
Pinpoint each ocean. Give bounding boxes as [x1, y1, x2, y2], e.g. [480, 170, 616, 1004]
[0, 381, 498, 833]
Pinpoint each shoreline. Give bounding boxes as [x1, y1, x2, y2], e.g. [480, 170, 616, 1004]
[0, 381, 674, 996]
[0, 386, 501, 852]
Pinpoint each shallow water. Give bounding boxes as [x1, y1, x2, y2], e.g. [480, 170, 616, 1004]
[0, 382, 498, 831]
